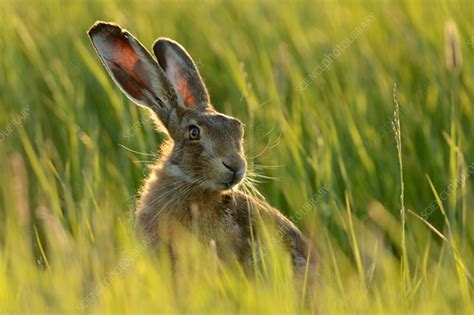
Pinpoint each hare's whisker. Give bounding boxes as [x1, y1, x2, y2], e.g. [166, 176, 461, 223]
[118, 144, 157, 157]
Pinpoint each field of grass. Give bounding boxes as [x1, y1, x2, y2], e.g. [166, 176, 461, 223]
[1, 0, 473, 313]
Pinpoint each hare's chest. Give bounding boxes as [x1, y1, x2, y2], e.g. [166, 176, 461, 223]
[192, 207, 241, 242]
[184, 206, 246, 258]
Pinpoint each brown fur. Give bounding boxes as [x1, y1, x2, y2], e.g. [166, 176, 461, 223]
[88, 21, 317, 275]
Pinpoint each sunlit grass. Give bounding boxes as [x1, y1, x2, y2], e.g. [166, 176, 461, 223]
[0, 0, 473, 313]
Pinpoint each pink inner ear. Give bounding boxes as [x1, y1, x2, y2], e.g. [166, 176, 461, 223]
[175, 68, 197, 107]
[166, 56, 197, 108]
[106, 38, 147, 100]
[112, 38, 139, 76]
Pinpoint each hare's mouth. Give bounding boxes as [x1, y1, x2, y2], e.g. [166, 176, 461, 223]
[218, 181, 240, 191]
[210, 175, 244, 191]
[228, 173, 244, 186]
[223, 180, 239, 189]
[202, 181, 238, 192]
[219, 172, 244, 190]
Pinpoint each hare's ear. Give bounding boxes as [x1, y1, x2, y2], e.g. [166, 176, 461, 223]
[153, 38, 210, 110]
[88, 22, 178, 127]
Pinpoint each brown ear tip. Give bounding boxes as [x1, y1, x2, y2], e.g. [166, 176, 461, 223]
[87, 21, 122, 38]
[152, 38, 166, 53]
[153, 37, 181, 52]
[152, 37, 183, 66]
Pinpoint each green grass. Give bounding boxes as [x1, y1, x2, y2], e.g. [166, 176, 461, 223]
[1, 0, 473, 313]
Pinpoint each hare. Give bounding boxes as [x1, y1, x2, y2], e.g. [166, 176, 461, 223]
[88, 21, 317, 275]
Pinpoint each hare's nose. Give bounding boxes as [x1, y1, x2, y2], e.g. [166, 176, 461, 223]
[222, 159, 246, 183]
[222, 161, 237, 173]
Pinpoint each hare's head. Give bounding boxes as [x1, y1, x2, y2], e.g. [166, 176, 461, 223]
[88, 22, 246, 191]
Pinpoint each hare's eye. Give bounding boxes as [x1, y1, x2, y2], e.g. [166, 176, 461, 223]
[188, 125, 200, 140]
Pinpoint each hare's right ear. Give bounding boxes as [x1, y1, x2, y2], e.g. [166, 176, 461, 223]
[88, 21, 177, 128]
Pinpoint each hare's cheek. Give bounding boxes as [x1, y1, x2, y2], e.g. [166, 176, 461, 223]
[183, 143, 205, 160]
[182, 146, 212, 176]
[198, 140, 215, 157]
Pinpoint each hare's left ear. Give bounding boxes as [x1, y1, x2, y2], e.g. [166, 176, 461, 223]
[153, 38, 210, 110]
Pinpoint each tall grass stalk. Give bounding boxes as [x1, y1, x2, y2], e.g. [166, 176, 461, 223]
[392, 83, 409, 294]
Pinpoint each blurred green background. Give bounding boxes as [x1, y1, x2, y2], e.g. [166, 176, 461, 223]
[0, 0, 473, 313]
